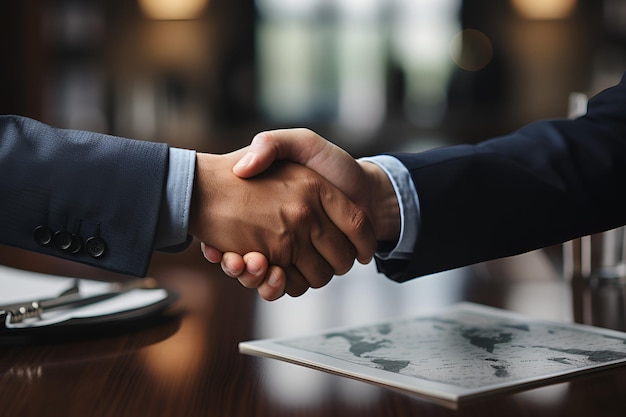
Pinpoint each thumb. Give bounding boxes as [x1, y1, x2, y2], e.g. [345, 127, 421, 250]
[234, 129, 367, 207]
[232, 129, 328, 178]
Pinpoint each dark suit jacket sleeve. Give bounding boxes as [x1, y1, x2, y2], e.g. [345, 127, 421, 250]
[0, 115, 170, 276]
[376, 73, 626, 282]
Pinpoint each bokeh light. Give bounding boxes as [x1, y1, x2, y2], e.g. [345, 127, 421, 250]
[511, 0, 577, 20]
[449, 29, 493, 72]
[138, 0, 208, 20]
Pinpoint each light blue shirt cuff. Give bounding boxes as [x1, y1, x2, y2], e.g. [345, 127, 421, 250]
[359, 155, 420, 261]
[155, 148, 196, 250]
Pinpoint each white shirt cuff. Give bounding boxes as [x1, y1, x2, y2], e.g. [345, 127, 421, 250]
[155, 148, 196, 250]
[359, 155, 420, 261]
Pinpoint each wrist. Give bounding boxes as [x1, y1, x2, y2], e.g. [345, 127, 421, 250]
[189, 152, 218, 240]
[359, 161, 401, 242]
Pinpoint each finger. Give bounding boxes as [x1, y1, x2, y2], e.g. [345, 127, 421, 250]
[319, 184, 376, 264]
[306, 209, 357, 277]
[284, 265, 310, 297]
[221, 252, 245, 278]
[257, 265, 287, 301]
[200, 242, 224, 263]
[232, 133, 279, 178]
[233, 129, 332, 178]
[292, 237, 336, 289]
[244, 252, 269, 277]
[235, 252, 269, 289]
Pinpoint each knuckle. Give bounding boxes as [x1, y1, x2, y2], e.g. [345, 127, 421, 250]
[285, 202, 314, 225]
[294, 127, 317, 144]
[269, 225, 297, 267]
[348, 206, 369, 237]
[252, 131, 277, 150]
[301, 175, 322, 197]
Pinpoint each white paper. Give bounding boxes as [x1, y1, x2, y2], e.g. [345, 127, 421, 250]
[0, 264, 168, 328]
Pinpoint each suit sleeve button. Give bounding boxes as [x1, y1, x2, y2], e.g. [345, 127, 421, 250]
[68, 234, 84, 254]
[53, 230, 74, 251]
[33, 226, 53, 246]
[85, 237, 106, 258]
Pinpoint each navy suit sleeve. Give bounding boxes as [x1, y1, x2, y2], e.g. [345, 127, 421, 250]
[376, 74, 626, 282]
[0, 115, 169, 276]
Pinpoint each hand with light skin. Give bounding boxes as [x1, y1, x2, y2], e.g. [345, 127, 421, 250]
[189, 146, 377, 298]
[200, 129, 401, 300]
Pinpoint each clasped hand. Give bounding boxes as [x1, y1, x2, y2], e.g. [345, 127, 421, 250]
[188, 139, 392, 299]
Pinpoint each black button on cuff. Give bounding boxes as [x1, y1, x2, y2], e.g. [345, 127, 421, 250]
[68, 234, 84, 254]
[85, 237, 106, 258]
[33, 226, 53, 246]
[53, 230, 73, 251]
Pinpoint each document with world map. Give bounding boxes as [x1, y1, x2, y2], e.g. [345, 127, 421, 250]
[239, 302, 626, 404]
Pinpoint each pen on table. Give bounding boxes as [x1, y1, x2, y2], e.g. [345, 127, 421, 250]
[0, 277, 157, 325]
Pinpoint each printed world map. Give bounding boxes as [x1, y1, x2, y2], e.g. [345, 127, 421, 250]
[279, 305, 626, 389]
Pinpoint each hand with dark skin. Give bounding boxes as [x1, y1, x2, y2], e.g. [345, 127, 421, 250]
[200, 129, 401, 300]
[188, 146, 377, 298]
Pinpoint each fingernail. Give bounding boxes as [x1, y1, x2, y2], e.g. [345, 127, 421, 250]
[223, 266, 237, 277]
[267, 269, 280, 287]
[200, 242, 210, 261]
[247, 258, 261, 276]
[234, 152, 254, 170]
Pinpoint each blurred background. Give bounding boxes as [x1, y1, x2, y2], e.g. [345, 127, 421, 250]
[1, 0, 625, 157]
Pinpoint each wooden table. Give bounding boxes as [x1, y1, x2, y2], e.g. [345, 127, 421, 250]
[1, 244, 626, 417]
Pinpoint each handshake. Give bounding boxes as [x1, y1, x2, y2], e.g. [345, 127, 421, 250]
[188, 129, 401, 301]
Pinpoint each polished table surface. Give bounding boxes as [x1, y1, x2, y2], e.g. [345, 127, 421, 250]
[1, 244, 626, 417]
